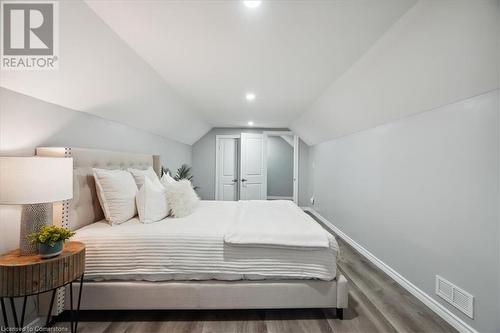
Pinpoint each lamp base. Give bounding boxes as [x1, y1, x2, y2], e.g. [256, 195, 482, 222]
[20, 203, 52, 255]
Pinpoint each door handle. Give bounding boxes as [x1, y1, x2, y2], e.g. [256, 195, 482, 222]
[241, 179, 247, 182]
[232, 179, 238, 182]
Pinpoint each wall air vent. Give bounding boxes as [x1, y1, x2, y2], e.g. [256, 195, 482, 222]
[435, 275, 474, 318]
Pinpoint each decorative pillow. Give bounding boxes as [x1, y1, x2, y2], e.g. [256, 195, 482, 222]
[93, 168, 138, 225]
[136, 177, 169, 223]
[128, 166, 162, 189]
[160, 172, 177, 187]
[165, 179, 200, 218]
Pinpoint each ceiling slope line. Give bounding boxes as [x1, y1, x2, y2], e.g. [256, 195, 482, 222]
[83, 0, 212, 143]
[288, 0, 419, 133]
[291, 0, 499, 145]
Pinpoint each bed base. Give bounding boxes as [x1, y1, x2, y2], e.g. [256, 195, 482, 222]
[64, 275, 348, 312]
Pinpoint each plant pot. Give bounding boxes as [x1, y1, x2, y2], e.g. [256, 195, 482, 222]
[38, 240, 63, 259]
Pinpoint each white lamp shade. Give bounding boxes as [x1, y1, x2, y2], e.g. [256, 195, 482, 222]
[0, 157, 73, 204]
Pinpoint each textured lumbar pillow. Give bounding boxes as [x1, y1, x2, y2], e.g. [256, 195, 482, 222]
[93, 168, 138, 225]
[165, 179, 200, 218]
[128, 166, 162, 189]
[136, 177, 169, 223]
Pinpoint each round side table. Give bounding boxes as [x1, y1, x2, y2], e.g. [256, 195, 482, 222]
[0, 241, 85, 333]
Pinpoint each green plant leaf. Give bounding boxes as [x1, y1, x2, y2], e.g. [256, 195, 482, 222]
[161, 164, 199, 190]
[28, 225, 75, 246]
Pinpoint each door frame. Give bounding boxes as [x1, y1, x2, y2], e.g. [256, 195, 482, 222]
[263, 131, 299, 204]
[215, 134, 241, 200]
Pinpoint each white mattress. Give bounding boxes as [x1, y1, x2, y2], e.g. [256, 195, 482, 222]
[73, 201, 338, 282]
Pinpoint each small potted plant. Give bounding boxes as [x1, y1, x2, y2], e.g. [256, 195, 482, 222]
[28, 225, 75, 259]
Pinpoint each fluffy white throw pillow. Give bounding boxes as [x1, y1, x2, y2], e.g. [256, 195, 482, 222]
[128, 166, 162, 189]
[136, 177, 169, 223]
[93, 168, 138, 225]
[165, 179, 200, 218]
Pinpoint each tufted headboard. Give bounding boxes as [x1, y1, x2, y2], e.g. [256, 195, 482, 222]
[36, 147, 160, 230]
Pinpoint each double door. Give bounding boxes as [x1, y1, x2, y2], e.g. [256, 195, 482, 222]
[216, 133, 266, 201]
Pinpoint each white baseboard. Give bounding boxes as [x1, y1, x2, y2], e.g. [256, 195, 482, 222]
[305, 207, 478, 333]
[267, 196, 293, 200]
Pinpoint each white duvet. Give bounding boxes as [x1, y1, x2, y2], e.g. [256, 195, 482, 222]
[73, 201, 338, 282]
[224, 200, 330, 249]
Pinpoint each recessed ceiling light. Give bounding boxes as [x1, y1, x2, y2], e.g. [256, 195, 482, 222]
[248, 121, 254, 126]
[243, 1, 262, 9]
[245, 92, 256, 101]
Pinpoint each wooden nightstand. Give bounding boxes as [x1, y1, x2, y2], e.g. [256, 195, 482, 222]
[0, 241, 85, 333]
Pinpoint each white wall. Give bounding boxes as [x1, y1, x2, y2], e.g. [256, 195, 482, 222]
[309, 90, 499, 333]
[497, 5, 500, 330]
[267, 136, 293, 198]
[292, 0, 499, 145]
[298, 139, 310, 208]
[295, 1, 499, 330]
[0, 88, 192, 254]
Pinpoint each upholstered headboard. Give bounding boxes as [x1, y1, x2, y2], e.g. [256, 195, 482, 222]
[36, 147, 160, 230]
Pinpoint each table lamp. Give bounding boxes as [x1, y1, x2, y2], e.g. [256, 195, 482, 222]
[0, 157, 73, 255]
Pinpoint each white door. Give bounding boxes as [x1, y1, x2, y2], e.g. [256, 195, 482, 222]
[216, 137, 239, 201]
[240, 133, 266, 200]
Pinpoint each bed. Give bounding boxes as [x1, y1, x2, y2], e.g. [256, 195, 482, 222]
[36, 147, 348, 314]
[73, 201, 338, 282]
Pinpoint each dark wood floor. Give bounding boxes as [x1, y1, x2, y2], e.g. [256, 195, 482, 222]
[53, 215, 457, 333]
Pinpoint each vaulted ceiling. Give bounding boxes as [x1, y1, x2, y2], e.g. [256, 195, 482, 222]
[1, 0, 497, 145]
[85, 0, 416, 131]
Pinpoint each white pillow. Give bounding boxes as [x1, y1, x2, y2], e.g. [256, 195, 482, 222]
[160, 172, 176, 187]
[165, 179, 200, 218]
[136, 177, 169, 223]
[93, 168, 138, 225]
[128, 166, 162, 189]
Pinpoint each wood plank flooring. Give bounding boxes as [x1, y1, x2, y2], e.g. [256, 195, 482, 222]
[53, 214, 458, 333]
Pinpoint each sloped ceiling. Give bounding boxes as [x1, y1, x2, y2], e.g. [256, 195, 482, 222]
[0, 0, 210, 145]
[0, 0, 419, 145]
[86, 0, 416, 130]
[292, 0, 500, 145]
[2, 1, 496, 146]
